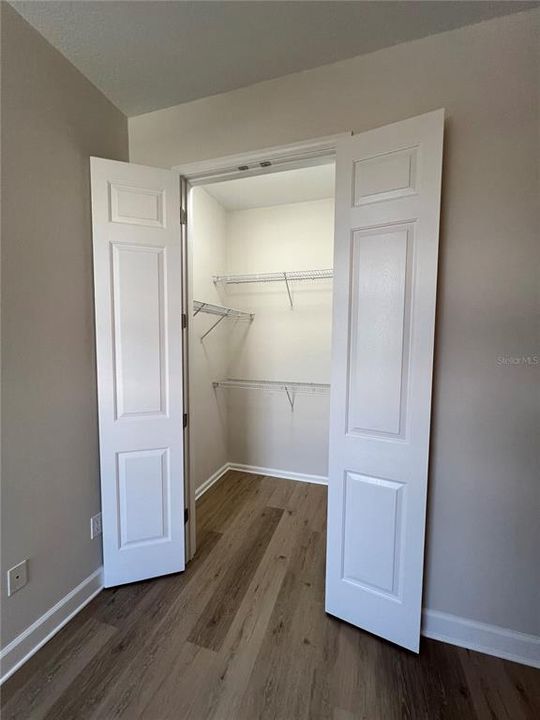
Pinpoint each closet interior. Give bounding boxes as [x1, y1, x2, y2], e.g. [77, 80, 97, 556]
[188, 161, 335, 502]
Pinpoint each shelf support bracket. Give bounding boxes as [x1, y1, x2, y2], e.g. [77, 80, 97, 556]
[284, 386, 295, 410]
[283, 272, 293, 308]
[201, 314, 226, 340]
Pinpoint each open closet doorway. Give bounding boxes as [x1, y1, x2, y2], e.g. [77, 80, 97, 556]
[188, 162, 335, 536]
[90, 109, 444, 654]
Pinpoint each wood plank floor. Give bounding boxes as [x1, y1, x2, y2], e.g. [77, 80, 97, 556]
[2, 471, 539, 719]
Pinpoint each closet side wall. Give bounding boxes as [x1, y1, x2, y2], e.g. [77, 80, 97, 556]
[224, 198, 334, 479]
[190, 188, 229, 492]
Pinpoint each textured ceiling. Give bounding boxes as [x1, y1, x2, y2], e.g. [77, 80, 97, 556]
[11, 1, 538, 116]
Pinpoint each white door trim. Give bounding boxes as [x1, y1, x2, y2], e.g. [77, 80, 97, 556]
[173, 132, 351, 185]
[177, 132, 349, 558]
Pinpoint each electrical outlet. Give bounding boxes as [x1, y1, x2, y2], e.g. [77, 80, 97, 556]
[90, 512, 102, 539]
[7, 559, 28, 596]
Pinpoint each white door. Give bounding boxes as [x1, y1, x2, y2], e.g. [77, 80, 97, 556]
[90, 158, 185, 587]
[326, 110, 444, 651]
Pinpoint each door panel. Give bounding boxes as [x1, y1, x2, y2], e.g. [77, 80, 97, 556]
[326, 110, 444, 651]
[348, 225, 409, 436]
[91, 157, 185, 587]
[342, 472, 405, 597]
[112, 243, 167, 417]
[117, 448, 170, 548]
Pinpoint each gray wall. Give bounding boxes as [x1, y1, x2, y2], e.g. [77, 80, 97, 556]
[1, 4, 128, 647]
[130, 10, 540, 636]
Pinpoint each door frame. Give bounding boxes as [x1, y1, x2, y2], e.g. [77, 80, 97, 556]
[173, 132, 351, 559]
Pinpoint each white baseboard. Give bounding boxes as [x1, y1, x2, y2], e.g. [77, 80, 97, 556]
[228, 462, 328, 486]
[195, 462, 327, 502]
[0, 567, 104, 684]
[3, 526, 536, 688]
[195, 462, 231, 500]
[422, 609, 540, 668]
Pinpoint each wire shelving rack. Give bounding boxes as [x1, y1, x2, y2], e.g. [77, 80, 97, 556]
[193, 300, 254, 340]
[212, 378, 330, 410]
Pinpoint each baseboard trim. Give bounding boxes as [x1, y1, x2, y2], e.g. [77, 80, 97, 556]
[195, 462, 327, 502]
[228, 462, 328, 486]
[3, 528, 536, 686]
[422, 609, 540, 668]
[195, 463, 231, 500]
[0, 567, 104, 684]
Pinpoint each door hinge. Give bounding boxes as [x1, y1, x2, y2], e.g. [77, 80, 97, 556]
[184, 507, 189, 524]
[182, 313, 187, 329]
[183, 412, 188, 429]
[179, 207, 187, 225]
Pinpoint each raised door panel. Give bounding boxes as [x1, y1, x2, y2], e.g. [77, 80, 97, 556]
[118, 449, 170, 548]
[347, 225, 411, 437]
[342, 472, 404, 598]
[353, 147, 418, 205]
[110, 183, 165, 227]
[112, 243, 167, 419]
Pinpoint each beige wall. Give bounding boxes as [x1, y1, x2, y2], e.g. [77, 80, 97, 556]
[225, 198, 334, 477]
[130, 10, 540, 636]
[190, 188, 229, 492]
[1, 5, 128, 647]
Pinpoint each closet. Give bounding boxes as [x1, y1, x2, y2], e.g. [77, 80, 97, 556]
[189, 163, 335, 500]
[90, 109, 444, 651]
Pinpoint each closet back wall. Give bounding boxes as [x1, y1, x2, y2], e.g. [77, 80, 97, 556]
[224, 198, 334, 479]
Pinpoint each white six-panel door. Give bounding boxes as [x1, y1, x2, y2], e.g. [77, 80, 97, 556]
[90, 158, 185, 587]
[326, 110, 444, 651]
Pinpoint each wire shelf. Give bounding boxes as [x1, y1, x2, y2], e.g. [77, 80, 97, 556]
[193, 300, 254, 320]
[193, 301, 254, 340]
[213, 269, 333, 308]
[213, 378, 330, 409]
[213, 268, 333, 285]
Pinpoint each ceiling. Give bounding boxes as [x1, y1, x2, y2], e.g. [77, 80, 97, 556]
[203, 162, 335, 211]
[11, 1, 537, 117]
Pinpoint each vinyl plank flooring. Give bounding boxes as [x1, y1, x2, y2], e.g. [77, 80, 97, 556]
[137, 642, 215, 720]
[85, 484, 282, 719]
[188, 505, 284, 651]
[83, 530, 224, 720]
[92, 576, 155, 628]
[0, 617, 117, 720]
[240, 525, 328, 720]
[266, 475, 299, 509]
[457, 646, 539, 720]
[389, 635, 479, 719]
[503, 657, 540, 718]
[196, 470, 271, 536]
[2, 471, 539, 720]
[188, 477, 329, 720]
[40, 530, 222, 720]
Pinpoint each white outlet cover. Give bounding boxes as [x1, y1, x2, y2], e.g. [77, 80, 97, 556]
[7, 559, 28, 596]
[90, 512, 102, 539]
